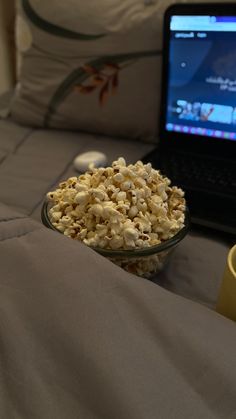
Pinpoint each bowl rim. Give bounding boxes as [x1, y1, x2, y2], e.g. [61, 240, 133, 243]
[41, 199, 190, 257]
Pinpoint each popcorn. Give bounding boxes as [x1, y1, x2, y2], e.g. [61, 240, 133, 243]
[46, 158, 186, 277]
[74, 191, 90, 205]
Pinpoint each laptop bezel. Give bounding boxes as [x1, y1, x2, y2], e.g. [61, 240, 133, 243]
[159, 2, 236, 159]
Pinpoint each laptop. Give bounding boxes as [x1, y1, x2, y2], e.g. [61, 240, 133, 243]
[143, 3, 236, 235]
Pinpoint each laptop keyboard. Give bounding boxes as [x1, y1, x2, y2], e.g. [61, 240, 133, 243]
[160, 152, 236, 198]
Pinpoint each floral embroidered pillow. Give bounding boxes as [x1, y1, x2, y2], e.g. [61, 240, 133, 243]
[11, 0, 173, 141]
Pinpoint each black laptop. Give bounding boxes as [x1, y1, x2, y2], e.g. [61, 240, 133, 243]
[143, 3, 236, 235]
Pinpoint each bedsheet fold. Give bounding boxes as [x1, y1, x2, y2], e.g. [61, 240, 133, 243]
[0, 203, 235, 419]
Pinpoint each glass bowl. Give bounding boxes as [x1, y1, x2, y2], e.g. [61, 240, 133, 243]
[41, 200, 190, 279]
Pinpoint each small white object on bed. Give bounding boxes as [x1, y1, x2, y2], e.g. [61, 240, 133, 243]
[73, 150, 107, 172]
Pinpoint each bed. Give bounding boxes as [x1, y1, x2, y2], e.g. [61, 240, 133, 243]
[0, 1, 236, 418]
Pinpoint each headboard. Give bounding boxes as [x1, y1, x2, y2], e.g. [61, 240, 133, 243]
[0, 0, 16, 94]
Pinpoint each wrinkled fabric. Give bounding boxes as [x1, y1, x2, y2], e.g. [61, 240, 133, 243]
[0, 117, 153, 216]
[0, 203, 236, 419]
[0, 115, 231, 309]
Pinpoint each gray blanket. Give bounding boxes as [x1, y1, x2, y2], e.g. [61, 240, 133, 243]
[0, 117, 153, 218]
[0, 202, 236, 419]
[0, 115, 231, 309]
[0, 97, 235, 417]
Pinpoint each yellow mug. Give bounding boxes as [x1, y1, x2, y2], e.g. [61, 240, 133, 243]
[216, 244, 236, 322]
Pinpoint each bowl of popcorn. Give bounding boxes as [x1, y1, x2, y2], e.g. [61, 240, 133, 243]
[42, 158, 189, 278]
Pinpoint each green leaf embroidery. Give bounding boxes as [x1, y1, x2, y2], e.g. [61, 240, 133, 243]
[22, 0, 106, 40]
[44, 50, 161, 127]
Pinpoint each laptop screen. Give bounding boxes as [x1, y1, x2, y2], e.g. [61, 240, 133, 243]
[165, 15, 236, 141]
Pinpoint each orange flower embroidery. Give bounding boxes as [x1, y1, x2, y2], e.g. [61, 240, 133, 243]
[74, 62, 120, 106]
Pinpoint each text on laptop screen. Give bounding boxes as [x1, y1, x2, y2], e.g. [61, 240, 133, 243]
[166, 15, 236, 141]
